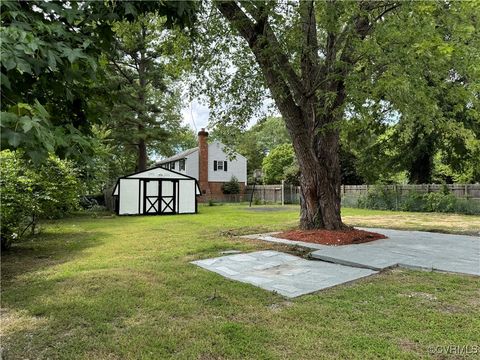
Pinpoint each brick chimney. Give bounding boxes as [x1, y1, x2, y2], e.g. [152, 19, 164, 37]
[198, 128, 209, 195]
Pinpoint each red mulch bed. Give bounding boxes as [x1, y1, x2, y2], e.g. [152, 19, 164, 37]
[277, 228, 387, 246]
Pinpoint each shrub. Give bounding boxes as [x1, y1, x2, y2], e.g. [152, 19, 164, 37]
[253, 197, 262, 205]
[453, 198, 480, 215]
[35, 155, 80, 219]
[423, 192, 456, 213]
[354, 184, 479, 215]
[222, 176, 240, 194]
[0, 151, 38, 249]
[357, 185, 397, 210]
[0, 150, 80, 249]
[399, 192, 426, 212]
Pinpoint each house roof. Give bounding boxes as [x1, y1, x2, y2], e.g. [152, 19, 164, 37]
[155, 140, 247, 165]
[156, 147, 198, 165]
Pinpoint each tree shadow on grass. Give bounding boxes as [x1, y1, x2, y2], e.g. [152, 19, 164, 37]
[1, 229, 107, 283]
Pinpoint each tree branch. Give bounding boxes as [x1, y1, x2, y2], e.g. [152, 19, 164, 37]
[110, 58, 135, 85]
[300, 0, 320, 92]
[215, 0, 306, 128]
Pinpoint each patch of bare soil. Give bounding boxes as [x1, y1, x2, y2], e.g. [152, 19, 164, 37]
[277, 228, 387, 246]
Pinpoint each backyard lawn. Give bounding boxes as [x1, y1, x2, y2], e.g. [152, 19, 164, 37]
[1, 205, 479, 359]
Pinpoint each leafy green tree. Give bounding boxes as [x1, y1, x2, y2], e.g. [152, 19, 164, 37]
[99, 14, 191, 171]
[0, 150, 80, 250]
[1, 0, 196, 162]
[262, 144, 295, 184]
[343, 1, 480, 184]
[197, 1, 480, 229]
[236, 117, 290, 176]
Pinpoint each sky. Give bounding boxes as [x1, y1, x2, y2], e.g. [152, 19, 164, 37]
[180, 97, 278, 133]
[180, 99, 210, 132]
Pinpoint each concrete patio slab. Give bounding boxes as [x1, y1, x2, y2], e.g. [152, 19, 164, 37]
[192, 250, 377, 298]
[310, 228, 480, 276]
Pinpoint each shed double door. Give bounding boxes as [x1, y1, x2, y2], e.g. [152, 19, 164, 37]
[143, 180, 176, 214]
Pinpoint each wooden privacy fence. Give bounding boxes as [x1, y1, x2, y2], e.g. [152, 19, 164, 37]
[246, 184, 301, 204]
[103, 183, 480, 208]
[340, 184, 480, 200]
[244, 183, 480, 204]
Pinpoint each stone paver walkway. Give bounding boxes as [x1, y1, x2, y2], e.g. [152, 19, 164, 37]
[244, 228, 480, 276]
[192, 250, 377, 297]
[193, 228, 479, 298]
[310, 228, 480, 275]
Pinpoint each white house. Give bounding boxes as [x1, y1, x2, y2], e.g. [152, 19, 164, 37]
[112, 167, 200, 215]
[156, 129, 247, 199]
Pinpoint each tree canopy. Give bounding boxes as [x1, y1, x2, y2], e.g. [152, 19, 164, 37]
[194, 0, 480, 229]
[1, 0, 196, 162]
[2, 0, 479, 234]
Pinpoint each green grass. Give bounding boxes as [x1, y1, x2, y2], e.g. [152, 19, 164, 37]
[2, 205, 479, 359]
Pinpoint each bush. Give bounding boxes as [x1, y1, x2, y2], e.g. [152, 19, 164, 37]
[357, 186, 397, 210]
[399, 191, 426, 212]
[222, 176, 240, 194]
[423, 192, 457, 213]
[0, 150, 80, 249]
[355, 184, 479, 215]
[35, 155, 80, 219]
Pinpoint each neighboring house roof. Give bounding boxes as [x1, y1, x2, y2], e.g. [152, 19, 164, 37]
[156, 140, 247, 165]
[156, 147, 198, 164]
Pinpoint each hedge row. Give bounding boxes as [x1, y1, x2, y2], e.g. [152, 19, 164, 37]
[343, 185, 480, 215]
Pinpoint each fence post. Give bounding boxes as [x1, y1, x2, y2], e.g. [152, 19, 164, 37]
[465, 184, 469, 199]
[394, 184, 398, 210]
[281, 180, 285, 206]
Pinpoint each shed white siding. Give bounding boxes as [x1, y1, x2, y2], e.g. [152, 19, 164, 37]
[178, 180, 197, 213]
[114, 167, 200, 216]
[118, 178, 140, 215]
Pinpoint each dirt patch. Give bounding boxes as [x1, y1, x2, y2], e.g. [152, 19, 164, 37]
[268, 301, 293, 312]
[398, 292, 438, 301]
[276, 228, 387, 246]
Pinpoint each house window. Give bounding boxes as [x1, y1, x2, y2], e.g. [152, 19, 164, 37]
[170, 162, 175, 170]
[179, 159, 185, 171]
[214, 160, 228, 171]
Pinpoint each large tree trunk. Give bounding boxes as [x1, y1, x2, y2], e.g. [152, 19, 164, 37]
[301, 135, 344, 230]
[138, 137, 147, 171]
[409, 150, 433, 184]
[407, 131, 435, 184]
[137, 32, 148, 172]
[215, 1, 374, 230]
[287, 111, 345, 230]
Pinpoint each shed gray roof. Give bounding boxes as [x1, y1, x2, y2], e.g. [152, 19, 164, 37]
[156, 147, 198, 165]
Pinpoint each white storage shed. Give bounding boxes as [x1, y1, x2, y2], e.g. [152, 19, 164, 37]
[112, 167, 201, 215]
